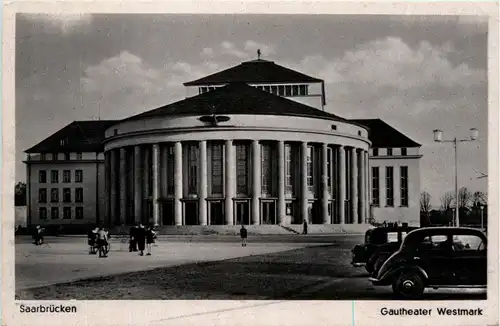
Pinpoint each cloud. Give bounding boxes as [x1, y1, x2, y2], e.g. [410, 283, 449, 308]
[24, 14, 93, 34]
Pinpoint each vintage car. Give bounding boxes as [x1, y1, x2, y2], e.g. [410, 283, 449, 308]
[369, 227, 487, 298]
[351, 225, 418, 274]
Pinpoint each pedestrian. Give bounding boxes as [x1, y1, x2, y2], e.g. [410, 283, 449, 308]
[240, 224, 247, 247]
[303, 219, 308, 235]
[146, 225, 156, 256]
[129, 223, 138, 252]
[88, 226, 97, 254]
[96, 227, 109, 258]
[136, 223, 146, 256]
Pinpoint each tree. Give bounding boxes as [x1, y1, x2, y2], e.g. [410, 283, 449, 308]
[472, 191, 487, 207]
[15, 182, 27, 206]
[440, 191, 454, 211]
[420, 192, 432, 214]
[458, 187, 473, 209]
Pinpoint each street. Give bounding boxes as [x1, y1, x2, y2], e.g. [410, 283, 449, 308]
[15, 235, 486, 300]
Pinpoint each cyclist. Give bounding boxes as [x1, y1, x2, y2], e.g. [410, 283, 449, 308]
[96, 227, 109, 258]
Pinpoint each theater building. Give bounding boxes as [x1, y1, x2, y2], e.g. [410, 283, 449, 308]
[24, 58, 422, 228]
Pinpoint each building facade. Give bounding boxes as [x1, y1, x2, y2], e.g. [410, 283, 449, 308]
[24, 59, 422, 228]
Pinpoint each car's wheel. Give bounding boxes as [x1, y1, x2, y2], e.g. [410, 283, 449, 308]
[392, 271, 425, 299]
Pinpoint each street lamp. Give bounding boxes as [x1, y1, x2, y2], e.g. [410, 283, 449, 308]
[433, 128, 479, 227]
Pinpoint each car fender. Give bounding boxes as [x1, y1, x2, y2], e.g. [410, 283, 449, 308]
[380, 264, 429, 284]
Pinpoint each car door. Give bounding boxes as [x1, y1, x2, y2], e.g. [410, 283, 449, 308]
[451, 233, 487, 286]
[415, 234, 454, 285]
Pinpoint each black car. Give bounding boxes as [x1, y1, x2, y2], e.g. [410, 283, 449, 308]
[351, 225, 418, 274]
[369, 227, 487, 298]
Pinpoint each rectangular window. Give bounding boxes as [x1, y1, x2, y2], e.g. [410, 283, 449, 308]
[278, 85, 285, 96]
[236, 144, 249, 194]
[187, 144, 198, 195]
[38, 188, 47, 203]
[401, 148, 407, 156]
[372, 167, 380, 207]
[75, 188, 83, 203]
[51, 170, 59, 183]
[75, 170, 83, 183]
[63, 170, 71, 183]
[306, 146, 314, 190]
[50, 188, 59, 203]
[211, 143, 223, 195]
[292, 85, 299, 96]
[285, 85, 292, 96]
[39, 207, 47, 220]
[63, 188, 71, 203]
[39, 170, 47, 183]
[373, 148, 378, 156]
[400, 166, 409, 207]
[386, 166, 394, 207]
[299, 85, 308, 96]
[51, 207, 59, 219]
[75, 207, 84, 220]
[167, 146, 175, 195]
[76, 152, 83, 160]
[285, 144, 293, 194]
[387, 148, 393, 156]
[63, 207, 72, 219]
[261, 144, 272, 194]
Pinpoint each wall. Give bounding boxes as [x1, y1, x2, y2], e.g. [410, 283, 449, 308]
[15, 206, 27, 227]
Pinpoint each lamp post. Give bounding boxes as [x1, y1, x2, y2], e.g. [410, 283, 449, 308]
[433, 128, 479, 227]
[480, 205, 484, 231]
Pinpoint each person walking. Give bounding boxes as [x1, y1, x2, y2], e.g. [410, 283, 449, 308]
[96, 227, 109, 258]
[303, 219, 308, 235]
[136, 223, 146, 256]
[146, 225, 156, 256]
[240, 225, 248, 247]
[129, 223, 138, 252]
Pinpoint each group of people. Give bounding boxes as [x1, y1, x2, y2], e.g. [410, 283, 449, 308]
[87, 226, 110, 258]
[129, 223, 157, 256]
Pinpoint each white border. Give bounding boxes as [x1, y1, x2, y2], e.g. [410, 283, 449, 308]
[3, 1, 499, 326]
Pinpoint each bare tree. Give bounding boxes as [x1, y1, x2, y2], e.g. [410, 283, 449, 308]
[440, 192, 454, 211]
[458, 187, 473, 209]
[473, 191, 487, 207]
[420, 192, 432, 214]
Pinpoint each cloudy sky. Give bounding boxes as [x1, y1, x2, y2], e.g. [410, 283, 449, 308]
[16, 13, 488, 206]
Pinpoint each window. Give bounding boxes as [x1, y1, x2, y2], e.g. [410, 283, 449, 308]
[39, 207, 47, 220]
[387, 232, 399, 243]
[38, 189, 47, 203]
[51, 207, 59, 219]
[167, 146, 175, 195]
[63, 188, 71, 203]
[278, 85, 285, 96]
[387, 148, 393, 156]
[63, 170, 71, 183]
[187, 144, 198, 195]
[306, 146, 314, 191]
[64, 153, 70, 160]
[358, 130, 362, 136]
[385, 167, 394, 207]
[285, 144, 293, 193]
[419, 235, 449, 250]
[51, 170, 59, 183]
[292, 85, 299, 96]
[39, 170, 47, 183]
[52, 153, 58, 161]
[75, 188, 83, 203]
[210, 143, 223, 195]
[401, 148, 407, 156]
[331, 125, 337, 130]
[452, 235, 485, 251]
[75, 207, 84, 219]
[60, 139, 68, 146]
[261, 144, 273, 194]
[372, 148, 378, 156]
[75, 170, 83, 183]
[63, 207, 72, 219]
[285, 85, 292, 96]
[400, 166, 409, 207]
[236, 144, 249, 194]
[372, 167, 380, 207]
[299, 85, 308, 96]
[50, 188, 59, 203]
[40, 153, 47, 161]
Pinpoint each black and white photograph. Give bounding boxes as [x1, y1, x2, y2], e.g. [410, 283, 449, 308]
[3, 2, 499, 326]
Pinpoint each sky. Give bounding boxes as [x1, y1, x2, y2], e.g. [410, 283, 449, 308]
[16, 13, 489, 207]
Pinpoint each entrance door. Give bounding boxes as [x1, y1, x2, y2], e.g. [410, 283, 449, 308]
[209, 201, 224, 225]
[262, 201, 276, 225]
[162, 202, 175, 225]
[184, 202, 198, 225]
[235, 201, 250, 225]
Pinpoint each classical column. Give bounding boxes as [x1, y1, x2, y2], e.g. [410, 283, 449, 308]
[277, 140, 286, 225]
[321, 143, 329, 224]
[110, 149, 118, 225]
[152, 144, 160, 226]
[119, 148, 127, 225]
[160, 145, 168, 198]
[351, 148, 359, 224]
[301, 142, 308, 223]
[133, 146, 142, 224]
[251, 140, 261, 225]
[174, 142, 183, 226]
[338, 146, 346, 224]
[198, 140, 208, 225]
[359, 149, 366, 224]
[225, 140, 235, 225]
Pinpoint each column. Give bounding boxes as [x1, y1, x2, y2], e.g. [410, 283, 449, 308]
[277, 141, 286, 225]
[174, 142, 183, 225]
[160, 145, 168, 198]
[143, 146, 150, 224]
[251, 140, 261, 225]
[301, 142, 308, 223]
[198, 140, 208, 225]
[321, 143, 329, 224]
[338, 146, 346, 224]
[365, 151, 370, 222]
[133, 146, 142, 224]
[119, 148, 127, 225]
[110, 149, 118, 225]
[225, 140, 235, 225]
[351, 148, 359, 224]
[359, 149, 366, 224]
[152, 144, 160, 226]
